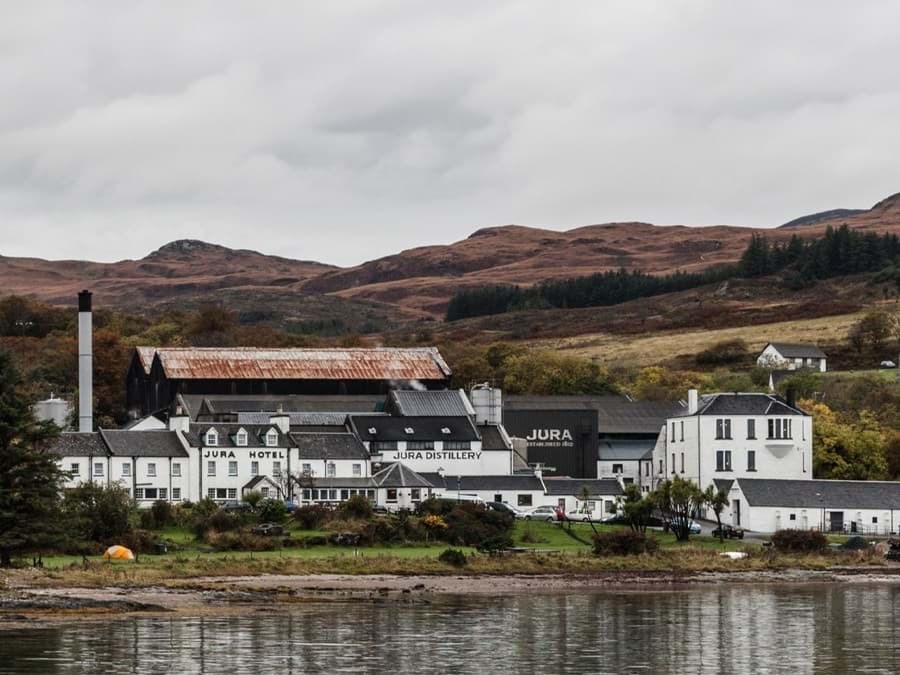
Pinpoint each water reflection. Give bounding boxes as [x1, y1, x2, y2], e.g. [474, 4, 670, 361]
[2, 585, 900, 674]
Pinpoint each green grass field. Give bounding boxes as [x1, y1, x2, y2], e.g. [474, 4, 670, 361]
[33, 521, 754, 570]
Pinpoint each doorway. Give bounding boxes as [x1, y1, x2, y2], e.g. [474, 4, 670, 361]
[829, 511, 844, 532]
[732, 500, 741, 526]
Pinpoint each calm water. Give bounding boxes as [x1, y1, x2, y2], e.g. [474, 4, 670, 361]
[2, 585, 900, 674]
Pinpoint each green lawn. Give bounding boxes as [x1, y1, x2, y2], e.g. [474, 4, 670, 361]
[31, 520, 755, 570]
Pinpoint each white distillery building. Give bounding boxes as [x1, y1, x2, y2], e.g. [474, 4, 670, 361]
[757, 342, 827, 372]
[656, 390, 813, 496]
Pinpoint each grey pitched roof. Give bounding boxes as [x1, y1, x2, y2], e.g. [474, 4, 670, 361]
[504, 395, 684, 434]
[199, 395, 387, 415]
[100, 430, 188, 458]
[737, 478, 900, 509]
[243, 475, 279, 491]
[714, 479, 734, 494]
[685, 393, 808, 417]
[371, 462, 432, 488]
[598, 440, 654, 461]
[238, 411, 371, 426]
[542, 478, 624, 497]
[765, 342, 826, 359]
[478, 424, 512, 451]
[421, 473, 545, 491]
[348, 415, 480, 442]
[290, 432, 369, 460]
[390, 389, 473, 417]
[47, 432, 107, 457]
[186, 423, 289, 447]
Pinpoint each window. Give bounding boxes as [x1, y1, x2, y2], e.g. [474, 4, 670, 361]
[789, 513, 796, 521]
[302, 463, 312, 475]
[147, 462, 156, 477]
[261, 487, 270, 498]
[803, 453, 807, 473]
[386, 488, 398, 502]
[208, 488, 216, 499]
[715, 419, 732, 440]
[407, 441, 435, 450]
[680, 453, 684, 473]
[644, 463, 650, 477]
[604, 500, 615, 514]
[122, 463, 131, 477]
[671, 453, 676, 473]
[716, 450, 732, 472]
[872, 516, 878, 524]
[172, 488, 181, 500]
[747, 450, 756, 472]
[94, 462, 104, 476]
[340, 489, 349, 500]
[444, 441, 471, 450]
[370, 441, 398, 451]
[158, 488, 167, 500]
[326, 463, 336, 477]
[70, 463, 80, 475]
[366, 489, 376, 500]
[228, 461, 238, 477]
[251, 461, 259, 476]
[207, 461, 216, 476]
[205, 429, 218, 446]
[517, 494, 533, 507]
[135, 488, 144, 500]
[265, 429, 278, 447]
[411, 488, 421, 501]
[227, 488, 237, 500]
[768, 418, 793, 440]
[612, 464, 624, 474]
[273, 461, 281, 477]
[236, 429, 248, 447]
[171, 463, 181, 477]
[670, 422, 676, 442]
[747, 419, 756, 439]
[659, 459, 663, 474]
[353, 463, 361, 477]
[679, 421, 684, 442]
[302, 489, 311, 500]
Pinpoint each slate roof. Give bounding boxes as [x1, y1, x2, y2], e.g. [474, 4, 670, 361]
[371, 462, 433, 488]
[737, 478, 900, 509]
[199, 395, 387, 416]
[243, 475, 279, 491]
[542, 478, 624, 497]
[100, 430, 189, 457]
[764, 342, 827, 359]
[598, 439, 655, 462]
[390, 389, 473, 417]
[478, 424, 512, 451]
[421, 473, 545, 491]
[687, 393, 808, 417]
[149, 347, 451, 381]
[714, 479, 734, 494]
[348, 415, 480, 442]
[504, 395, 684, 434]
[186, 423, 289, 447]
[47, 432, 106, 457]
[290, 432, 370, 460]
[238, 412, 367, 426]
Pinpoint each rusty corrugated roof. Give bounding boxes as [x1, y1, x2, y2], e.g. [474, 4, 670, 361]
[149, 347, 451, 381]
[135, 346, 158, 374]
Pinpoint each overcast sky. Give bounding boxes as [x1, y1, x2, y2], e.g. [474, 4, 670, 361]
[2, 2, 899, 266]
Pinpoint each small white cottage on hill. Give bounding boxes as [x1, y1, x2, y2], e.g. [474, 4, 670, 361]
[757, 342, 827, 372]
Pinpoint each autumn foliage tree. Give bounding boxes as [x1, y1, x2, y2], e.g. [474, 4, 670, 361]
[803, 399, 888, 480]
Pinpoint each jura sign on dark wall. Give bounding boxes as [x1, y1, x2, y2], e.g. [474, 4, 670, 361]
[502, 409, 598, 478]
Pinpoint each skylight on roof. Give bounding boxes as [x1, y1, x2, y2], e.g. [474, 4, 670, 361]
[441, 427, 451, 434]
[404, 427, 414, 434]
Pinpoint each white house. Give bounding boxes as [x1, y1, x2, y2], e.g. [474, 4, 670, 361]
[720, 478, 900, 535]
[656, 390, 813, 493]
[597, 440, 655, 493]
[757, 342, 827, 372]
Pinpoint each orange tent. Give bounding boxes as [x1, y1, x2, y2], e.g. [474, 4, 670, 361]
[102, 545, 135, 560]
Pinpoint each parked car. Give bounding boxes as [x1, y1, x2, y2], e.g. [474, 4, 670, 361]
[880, 360, 897, 369]
[486, 502, 525, 518]
[251, 523, 285, 537]
[712, 524, 745, 539]
[565, 507, 602, 522]
[283, 501, 299, 513]
[524, 505, 562, 522]
[222, 501, 252, 513]
[663, 519, 702, 535]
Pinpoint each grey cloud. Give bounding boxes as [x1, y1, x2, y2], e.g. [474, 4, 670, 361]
[1, 1, 900, 266]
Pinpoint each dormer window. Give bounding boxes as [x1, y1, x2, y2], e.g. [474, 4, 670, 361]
[205, 429, 218, 446]
[404, 427, 414, 435]
[235, 428, 248, 447]
[265, 429, 278, 447]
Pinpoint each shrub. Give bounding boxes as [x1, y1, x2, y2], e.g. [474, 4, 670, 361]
[150, 500, 175, 528]
[417, 498, 457, 517]
[294, 505, 330, 530]
[592, 530, 659, 556]
[62, 484, 135, 544]
[444, 503, 514, 549]
[340, 495, 374, 520]
[257, 499, 287, 523]
[438, 548, 468, 567]
[192, 508, 242, 538]
[770, 529, 828, 553]
[119, 529, 160, 555]
[840, 536, 870, 551]
[207, 530, 279, 552]
[696, 339, 749, 366]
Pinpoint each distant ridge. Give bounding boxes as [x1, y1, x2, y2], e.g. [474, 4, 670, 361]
[780, 208, 866, 229]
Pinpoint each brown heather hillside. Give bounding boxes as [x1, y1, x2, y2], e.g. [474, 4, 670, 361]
[302, 192, 900, 314]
